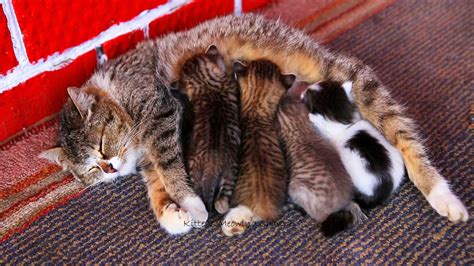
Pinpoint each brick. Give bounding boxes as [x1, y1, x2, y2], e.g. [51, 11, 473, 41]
[102, 30, 144, 60]
[0, 12, 18, 75]
[149, 0, 234, 38]
[0, 51, 96, 141]
[243, 0, 272, 12]
[13, 0, 166, 62]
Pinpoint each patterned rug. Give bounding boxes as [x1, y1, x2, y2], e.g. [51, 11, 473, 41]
[1, 0, 472, 263]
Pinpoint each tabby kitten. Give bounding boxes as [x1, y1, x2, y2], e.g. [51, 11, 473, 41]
[172, 45, 241, 214]
[222, 60, 295, 236]
[303, 80, 405, 208]
[276, 87, 366, 236]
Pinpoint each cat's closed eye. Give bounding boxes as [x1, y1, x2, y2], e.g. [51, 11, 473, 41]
[88, 166, 100, 173]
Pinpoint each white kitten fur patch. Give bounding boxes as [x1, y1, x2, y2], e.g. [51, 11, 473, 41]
[222, 205, 257, 236]
[342, 81, 354, 101]
[309, 114, 405, 197]
[308, 83, 322, 92]
[339, 148, 378, 196]
[159, 203, 192, 235]
[427, 180, 469, 222]
[180, 195, 209, 228]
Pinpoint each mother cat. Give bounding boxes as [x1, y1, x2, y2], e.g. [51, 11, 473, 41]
[41, 14, 468, 235]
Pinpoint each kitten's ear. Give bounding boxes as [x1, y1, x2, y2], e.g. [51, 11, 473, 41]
[67, 87, 95, 119]
[39, 147, 71, 169]
[205, 44, 219, 56]
[233, 61, 248, 78]
[281, 74, 296, 90]
[342, 81, 354, 101]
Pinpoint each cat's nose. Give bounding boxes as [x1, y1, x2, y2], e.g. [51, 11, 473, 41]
[99, 161, 117, 173]
[106, 163, 117, 173]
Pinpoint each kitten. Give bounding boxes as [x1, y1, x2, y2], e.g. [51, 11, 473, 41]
[302, 80, 406, 209]
[276, 87, 366, 236]
[222, 59, 295, 236]
[172, 45, 241, 214]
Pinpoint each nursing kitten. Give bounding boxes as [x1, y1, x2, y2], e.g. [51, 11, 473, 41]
[303, 80, 405, 208]
[222, 60, 295, 236]
[276, 88, 366, 236]
[172, 45, 241, 214]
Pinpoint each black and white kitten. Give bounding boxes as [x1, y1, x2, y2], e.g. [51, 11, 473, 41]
[302, 80, 405, 208]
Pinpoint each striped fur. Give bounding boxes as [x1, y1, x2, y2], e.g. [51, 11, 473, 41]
[225, 60, 290, 232]
[175, 46, 241, 214]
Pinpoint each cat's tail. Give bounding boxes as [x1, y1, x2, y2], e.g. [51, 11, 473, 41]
[320, 201, 367, 237]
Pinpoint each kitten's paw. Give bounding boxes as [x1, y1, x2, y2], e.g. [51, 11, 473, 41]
[427, 181, 468, 222]
[214, 197, 230, 214]
[159, 203, 193, 235]
[180, 195, 208, 228]
[222, 205, 255, 237]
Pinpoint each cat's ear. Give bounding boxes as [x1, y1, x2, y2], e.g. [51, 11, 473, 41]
[342, 81, 354, 101]
[67, 87, 95, 119]
[233, 61, 248, 78]
[205, 44, 219, 56]
[39, 147, 71, 169]
[281, 74, 296, 90]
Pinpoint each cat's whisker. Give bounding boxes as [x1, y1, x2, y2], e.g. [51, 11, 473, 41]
[116, 122, 142, 157]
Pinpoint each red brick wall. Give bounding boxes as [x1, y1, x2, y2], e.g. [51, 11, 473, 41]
[0, 0, 271, 142]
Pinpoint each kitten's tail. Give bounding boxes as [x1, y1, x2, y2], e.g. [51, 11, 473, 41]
[320, 201, 367, 237]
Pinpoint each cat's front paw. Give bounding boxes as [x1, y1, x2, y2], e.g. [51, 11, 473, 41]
[427, 181, 468, 222]
[180, 195, 208, 228]
[159, 203, 193, 235]
[222, 205, 255, 236]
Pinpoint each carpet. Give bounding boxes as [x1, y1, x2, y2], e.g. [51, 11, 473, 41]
[1, 0, 472, 263]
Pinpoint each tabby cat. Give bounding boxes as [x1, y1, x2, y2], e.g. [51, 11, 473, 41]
[172, 45, 241, 214]
[40, 86, 200, 235]
[41, 14, 466, 236]
[276, 88, 366, 236]
[221, 60, 295, 236]
[303, 80, 405, 209]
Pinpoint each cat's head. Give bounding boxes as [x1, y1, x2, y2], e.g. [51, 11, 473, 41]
[302, 80, 356, 124]
[40, 87, 143, 185]
[233, 59, 296, 95]
[172, 45, 228, 100]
